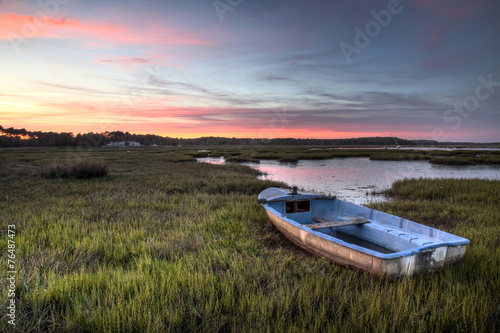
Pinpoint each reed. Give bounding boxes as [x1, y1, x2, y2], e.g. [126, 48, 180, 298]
[38, 161, 109, 179]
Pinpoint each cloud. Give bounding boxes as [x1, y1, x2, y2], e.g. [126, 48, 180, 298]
[90, 56, 151, 70]
[143, 75, 228, 99]
[0, 12, 211, 46]
[93, 57, 150, 65]
[0, 102, 30, 107]
[302, 89, 447, 112]
[423, 26, 443, 51]
[33, 80, 121, 97]
[253, 73, 296, 82]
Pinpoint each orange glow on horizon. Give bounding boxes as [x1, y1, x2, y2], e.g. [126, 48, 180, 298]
[1, 120, 418, 140]
[0, 100, 444, 141]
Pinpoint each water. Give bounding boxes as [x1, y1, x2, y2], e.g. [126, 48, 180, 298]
[310, 147, 500, 151]
[198, 157, 500, 205]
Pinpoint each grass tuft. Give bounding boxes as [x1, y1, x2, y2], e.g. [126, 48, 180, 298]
[38, 162, 109, 179]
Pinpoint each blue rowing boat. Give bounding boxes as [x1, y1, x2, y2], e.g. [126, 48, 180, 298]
[258, 187, 469, 278]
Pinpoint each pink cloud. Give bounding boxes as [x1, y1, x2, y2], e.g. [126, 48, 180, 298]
[92, 57, 150, 65]
[0, 12, 211, 46]
[90, 56, 152, 70]
[423, 26, 442, 51]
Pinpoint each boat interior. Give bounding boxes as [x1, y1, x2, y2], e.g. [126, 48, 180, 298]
[267, 197, 447, 255]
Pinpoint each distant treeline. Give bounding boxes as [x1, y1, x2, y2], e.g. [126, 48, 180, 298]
[0, 126, 179, 147]
[0, 125, 480, 147]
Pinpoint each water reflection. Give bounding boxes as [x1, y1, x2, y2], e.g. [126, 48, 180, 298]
[198, 157, 500, 205]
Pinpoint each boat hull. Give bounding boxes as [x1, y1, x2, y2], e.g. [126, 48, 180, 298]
[259, 188, 469, 278]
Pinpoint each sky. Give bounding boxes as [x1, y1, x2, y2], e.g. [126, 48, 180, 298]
[0, 0, 499, 142]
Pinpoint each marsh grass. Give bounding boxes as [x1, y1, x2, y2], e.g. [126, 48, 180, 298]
[369, 152, 429, 161]
[202, 146, 500, 165]
[1, 148, 499, 332]
[430, 154, 500, 166]
[38, 162, 109, 179]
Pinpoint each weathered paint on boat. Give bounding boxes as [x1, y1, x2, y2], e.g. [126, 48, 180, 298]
[258, 187, 469, 278]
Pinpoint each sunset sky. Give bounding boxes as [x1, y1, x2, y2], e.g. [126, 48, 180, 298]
[1, 0, 499, 142]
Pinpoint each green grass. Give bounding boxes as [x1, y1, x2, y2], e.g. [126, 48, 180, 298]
[430, 153, 500, 165]
[1, 148, 499, 332]
[199, 146, 500, 166]
[38, 161, 109, 179]
[369, 152, 429, 161]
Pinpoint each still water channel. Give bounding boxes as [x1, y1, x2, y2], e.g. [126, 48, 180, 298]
[199, 156, 500, 205]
